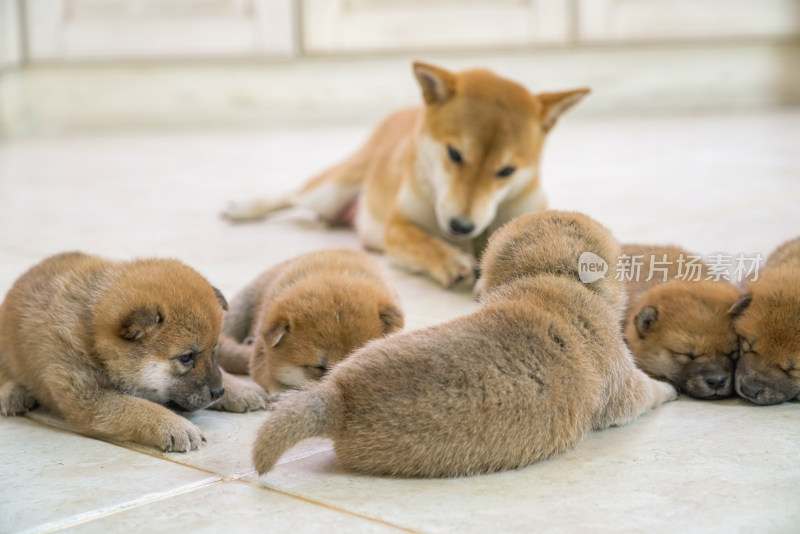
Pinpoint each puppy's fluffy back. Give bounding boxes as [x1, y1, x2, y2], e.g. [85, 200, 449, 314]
[480, 210, 624, 316]
[766, 236, 800, 270]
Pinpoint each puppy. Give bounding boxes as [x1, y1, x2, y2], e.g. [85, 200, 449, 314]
[0, 252, 262, 451]
[731, 237, 800, 405]
[251, 212, 676, 478]
[217, 249, 404, 393]
[622, 245, 741, 399]
[223, 62, 589, 289]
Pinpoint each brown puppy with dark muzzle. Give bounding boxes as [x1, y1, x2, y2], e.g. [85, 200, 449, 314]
[251, 212, 676, 478]
[731, 237, 800, 405]
[0, 252, 258, 451]
[217, 249, 404, 393]
[622, 245, 741, 400]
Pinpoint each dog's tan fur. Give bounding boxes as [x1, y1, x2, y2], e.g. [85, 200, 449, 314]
[0, 252, 264, 451]
[217, 249, 404, 393]
[621, 245, 740, 399]
[731, 237, 800, 405]
[251, 212, 676, 478]
[223, 62, 588, 289]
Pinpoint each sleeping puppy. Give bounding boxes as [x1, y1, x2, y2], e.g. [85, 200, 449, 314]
[217, 249, 404, 393]
[0, 252, 263, 451]
[622, 245, 741, 399]
[251, 212, 676, 478]
[731, 237, 800, 405]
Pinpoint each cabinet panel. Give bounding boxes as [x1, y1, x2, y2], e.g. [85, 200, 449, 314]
[26, 0, 296, 61]
[1, 0, 23, 68]
[578, 0, 800, 42]
[302, 0, 570, 54]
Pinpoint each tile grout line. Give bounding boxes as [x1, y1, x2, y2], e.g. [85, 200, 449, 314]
[116, 443, 422, 534]
[29, 478, 224, 534]
[235, 478, 422, 534]
[22, 416, 419, 533]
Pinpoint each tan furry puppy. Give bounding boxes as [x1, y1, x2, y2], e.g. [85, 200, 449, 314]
[217, 249, 404, 393]
[251, 211, 676, 478]
[731, 237, 800, 405]
[0, 252, 265, 452]
[224, 62, 588, 289]
[622, 245, 741, 399]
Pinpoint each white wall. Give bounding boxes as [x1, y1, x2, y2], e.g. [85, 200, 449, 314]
[2, 0, 799, 135]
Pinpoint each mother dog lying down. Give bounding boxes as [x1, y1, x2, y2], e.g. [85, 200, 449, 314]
[252, 211, 676, 478]
[224, 62, 589, 289]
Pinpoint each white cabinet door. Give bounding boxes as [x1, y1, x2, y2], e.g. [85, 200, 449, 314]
[578, 0, 800, 42]
[1, 0, 22, 68]
[26, 0, 296, 61]
[302, 0, 570, 54]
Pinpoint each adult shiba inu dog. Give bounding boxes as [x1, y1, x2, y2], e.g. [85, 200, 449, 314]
[223, 62, 589, 289]
[251, 212, 675, 478]
[217, 249, 404, 393]
[0, 252, 266, 452]
[731, 237, 800, 405]
[621, 244, 741, 400]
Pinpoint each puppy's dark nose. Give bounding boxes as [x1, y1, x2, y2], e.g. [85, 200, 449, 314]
[739, 381, 763, 399]
[211, 387, 225, 401]
[449, 217, 475, 235]
[705, 376, 727, 390]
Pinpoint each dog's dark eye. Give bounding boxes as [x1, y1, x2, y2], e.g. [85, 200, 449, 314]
[447, 145, 463, 165]
[178, 352, 195, 366]
[496, 166, 516, 178]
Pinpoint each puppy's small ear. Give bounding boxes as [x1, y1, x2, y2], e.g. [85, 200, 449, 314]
[265, 321, 289, 348]
[212, 286, 229, 311]
[413, 62, 456, 106]
[728, 293, 752, 318]
[537, 88, 590, 133]
[119, 307, 162, 341]
[379, 306, 404, 333]
[634, 306, 658, 338]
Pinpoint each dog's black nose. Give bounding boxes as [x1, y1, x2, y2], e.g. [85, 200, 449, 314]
[449, 218, 475, 235]
[211, 387, 225, 400]
[705, 376, 727, 390]
[739, 381, 763, 399]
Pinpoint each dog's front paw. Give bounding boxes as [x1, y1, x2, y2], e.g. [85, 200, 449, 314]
[210, 373, 269, 413]
[435, 250, 478, 289]
[221, 200, 264, 223]
[156, 415, 205, 452]
[0, 382, 38, 416]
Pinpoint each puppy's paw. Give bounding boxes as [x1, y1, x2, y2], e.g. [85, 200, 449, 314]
[656, 380, 679, 405]
[210, 373, 269, 413]
[0, 382, 38, 416]
[437, 250, 478, 289]
[157, 415, 205, 453]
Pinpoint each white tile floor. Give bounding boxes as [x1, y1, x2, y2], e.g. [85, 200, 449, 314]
[1, 110, 799, 533]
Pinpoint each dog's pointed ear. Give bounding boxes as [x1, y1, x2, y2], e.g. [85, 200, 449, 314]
[379, 305, 404, 333]
[119, 307, 162, 341]
[537, 88, 590, 133]
[265, 321, 289, 348]
[413, 62, 456, 106]
[634, 306, 658, 338]
[212, 286, 229, 311]
[728, 293, 753, 318]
